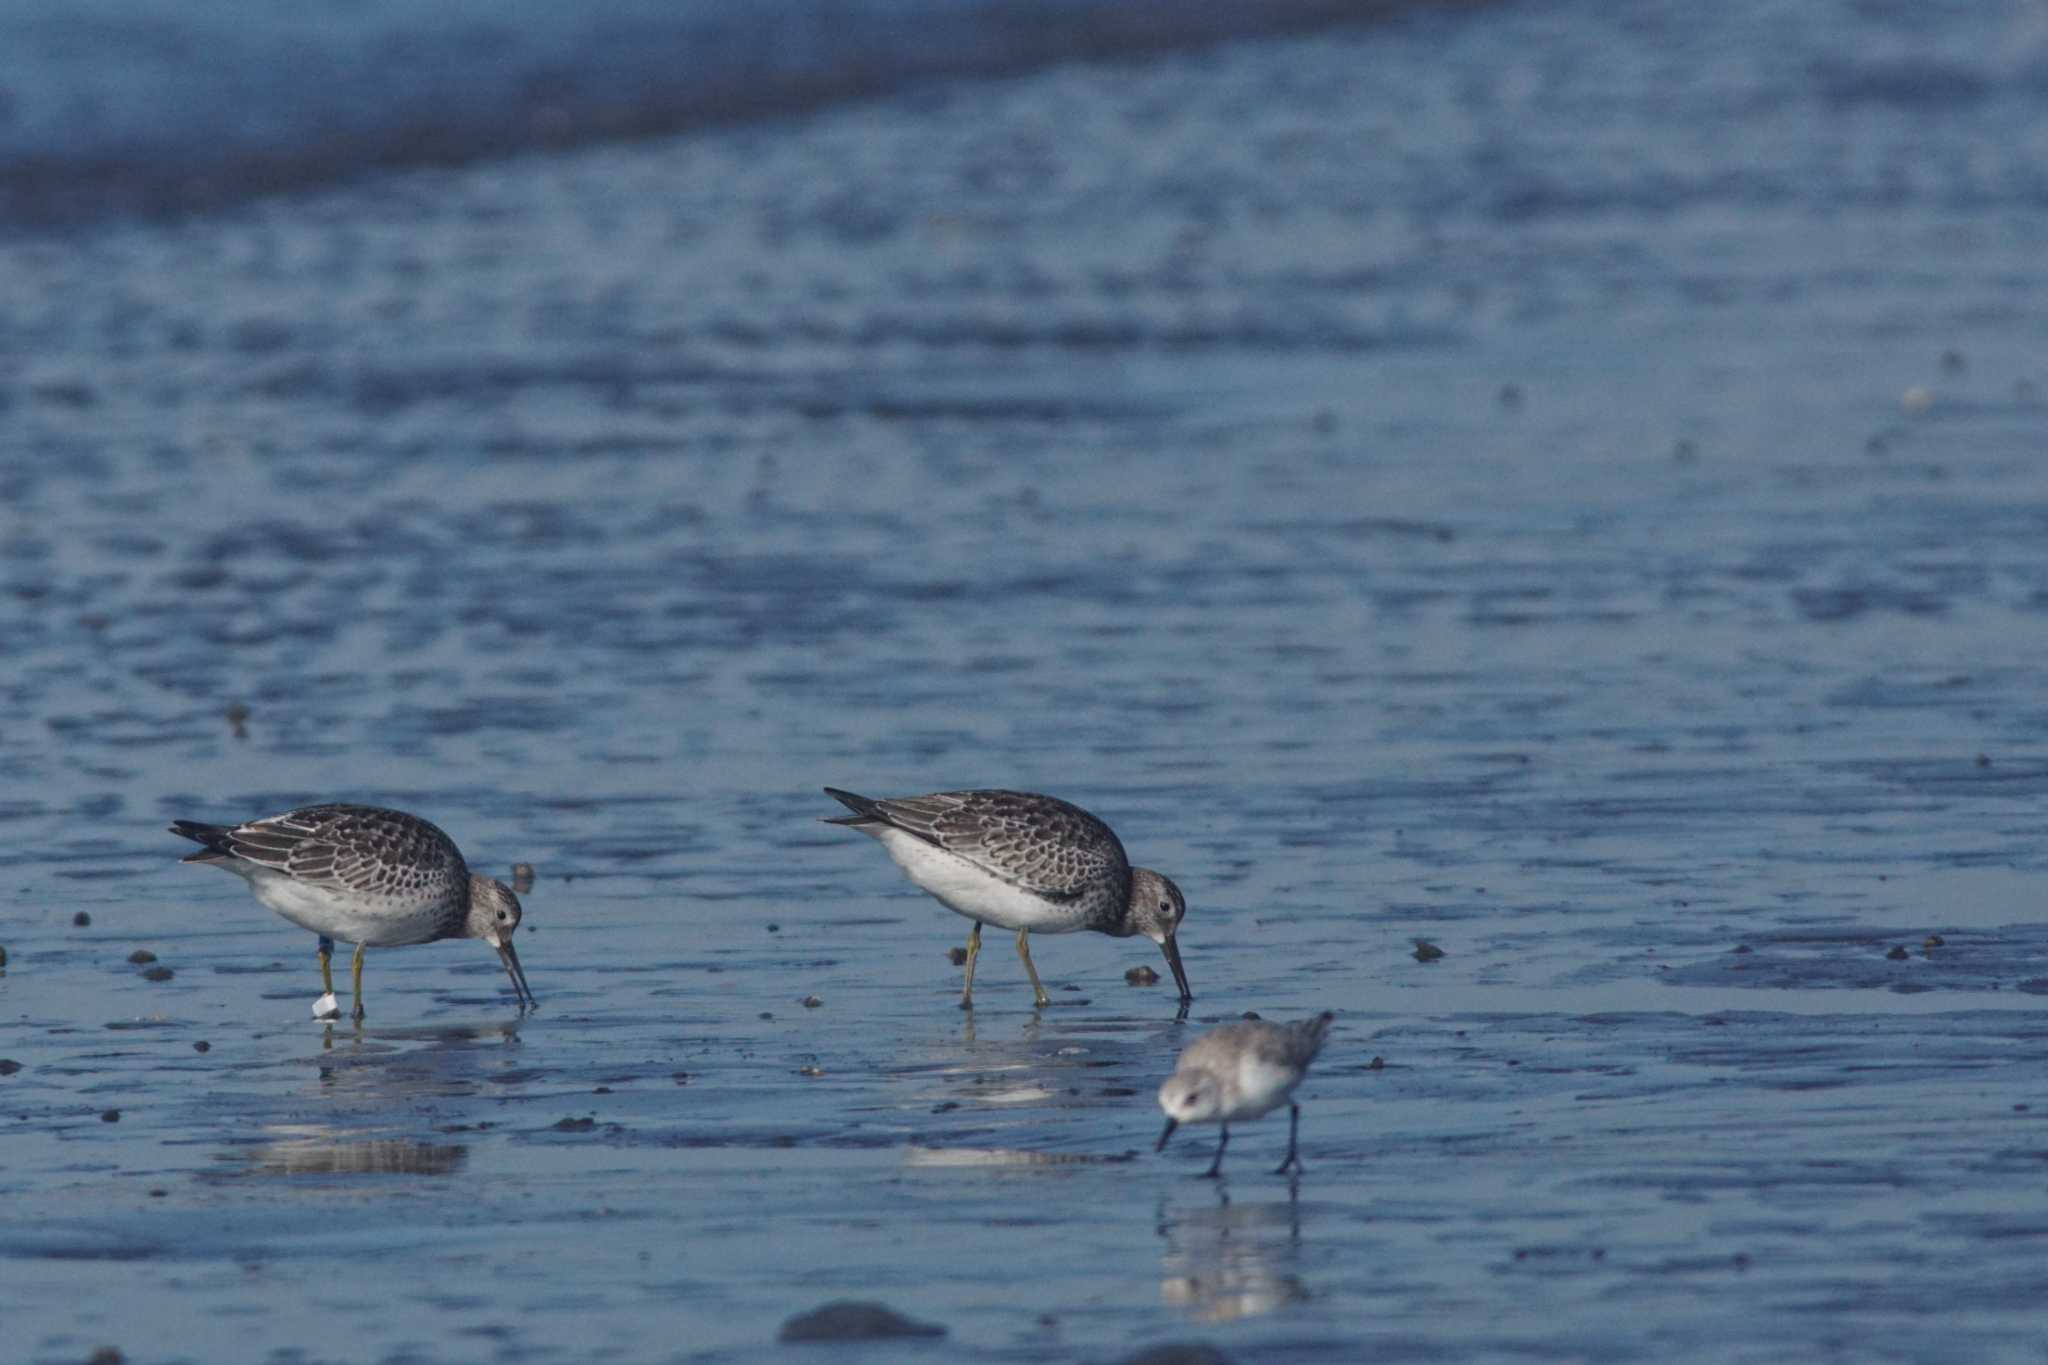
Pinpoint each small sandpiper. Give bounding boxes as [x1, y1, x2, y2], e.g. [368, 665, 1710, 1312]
[169, 804, 535, 1020]
[822, 787, 1192, 1009]
[1157, 1012, 1334, 1177]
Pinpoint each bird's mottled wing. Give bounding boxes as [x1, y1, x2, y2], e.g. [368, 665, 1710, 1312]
[226, 804, 463, 897]
[216, 805, 343, 877]
[871, 789, 1128, 899]
[313, 808, 465, 898]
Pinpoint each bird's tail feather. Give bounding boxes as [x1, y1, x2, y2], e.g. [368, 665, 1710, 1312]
[168, 819, 236, 863]
[820, 786, 886, 826]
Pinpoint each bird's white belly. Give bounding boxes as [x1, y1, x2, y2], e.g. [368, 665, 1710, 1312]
[875, 829, 1083, 933]
[241, 867, 447, 946]
[1224, 1055, 1302, 1123]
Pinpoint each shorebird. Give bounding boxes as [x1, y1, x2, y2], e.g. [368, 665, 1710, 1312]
[169, 804, 535, 1020]
[822, 787, 1192, 1009]
[1157, 1012, 1334, 1177]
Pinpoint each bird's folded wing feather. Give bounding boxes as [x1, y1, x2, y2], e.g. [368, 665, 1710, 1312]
[870, 791, 1122, 900]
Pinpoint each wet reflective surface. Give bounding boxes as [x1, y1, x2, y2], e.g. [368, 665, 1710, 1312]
[7, 0, 2048, 1359]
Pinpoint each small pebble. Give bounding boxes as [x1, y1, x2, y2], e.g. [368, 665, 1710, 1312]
[0, 1059, 21, 1076]
[148, 1189, 167, 1198]
[127, 950, 157, 964]
[1367, 1056, 1385, 1070]
[946, 946, 968, 966]
[193, 1041, 211, 1053]
[100, 1109, 121, 1123]
[1886, 946, 1909, 961]
[1731, 944, 1752, 955]
[1939, 349, 1965, 374]
[766, 923, 781, 934]
[1672, 438, 1699, 463]
[86, 1350, 126, 1365]
[225, 702, 250, 738]
[672, 1071, 689, 1085]
[553, 1117, 597, 1132]
[1240, 1011, 1262, 1021]
[73, 912, 92, 927]
[142, 966, 174, 982]
[1498, 383, 1525, 410]
[1976, 753, 1991, 768]
[1125, 964, 1160, 986]
[798, 1065, 825, 1078]
[0, 945, 8, 967]
[1901, 385, 1935, 413]
[593, 1086, 612, 1095]
[778, 1301, 946, 1343]
[1923, 935, 1945, 949]
[800, 995, 823, 1008]
[1412, 939, 1445, 963]
[510, 862, 535, 893]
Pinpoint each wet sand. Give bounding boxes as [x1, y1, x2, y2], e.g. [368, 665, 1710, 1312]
[7, 0, 2048, 1360]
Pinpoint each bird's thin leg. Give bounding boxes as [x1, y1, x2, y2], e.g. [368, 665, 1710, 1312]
[1272, 1104, 1304, 1176]
[1015, 928, 1051, 1008]
[1202, 1125, 1230, 1179]
[958, 922, 982, 1010]
[317, 936, 335, 996]
[350, 943, 367, 1022]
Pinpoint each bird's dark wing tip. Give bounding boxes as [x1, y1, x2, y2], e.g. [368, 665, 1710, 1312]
[821, 787, 885, 823]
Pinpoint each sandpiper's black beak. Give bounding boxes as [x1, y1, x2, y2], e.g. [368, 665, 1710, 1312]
[495, 936, 535, 1009]
[1156, 1117, 1179, 1153]
[1159, 933, 1192, 1003]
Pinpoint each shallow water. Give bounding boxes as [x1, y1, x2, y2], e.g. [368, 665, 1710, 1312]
[7, 0, 2048, 1360]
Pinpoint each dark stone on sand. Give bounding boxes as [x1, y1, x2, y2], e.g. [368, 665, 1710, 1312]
[1368, 1055, 1385, 1070]
[142, 965, 174, 982]
[553, 1117, 597, 1132]
[800, 995, 822, 1007]
[127, 950, 157, 964]
[86, 1349, 125, 1365]
[777, 1300, 946, 1343]
[0, 945, 8, 967]
[1125, 964, 1159, 985]
[73, 912, 92, 927]
[1886, 946, 1909, 961]
[1412, 938, 1445, 962]
[766, 923, 780, 933]
[946, 946, 968, 966]
[100, 1109, 121, 1123]
[193, 1041, 210, 1053]
[1731, 944, 1751, 954]
[0, 1059, 21, 1076]
[1117, 1344, 1236, 1365]
[1924, 935, 1945, 948]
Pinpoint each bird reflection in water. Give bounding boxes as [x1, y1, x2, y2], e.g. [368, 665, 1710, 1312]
[233, 1126, 468, 1177]
[1156, 1183, 1309, 1323]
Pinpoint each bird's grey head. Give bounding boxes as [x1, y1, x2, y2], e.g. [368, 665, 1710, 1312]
[1126, 868, 1192, 1002]
[467, 874, 536, 1009]
[1157, 1071, 1223, 1124]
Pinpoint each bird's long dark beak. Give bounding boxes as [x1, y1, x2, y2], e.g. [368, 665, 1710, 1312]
[1159, 933, 1192, 1003]
[1156, 1117, 1179, 1153]
[495, 936, 535, 1009]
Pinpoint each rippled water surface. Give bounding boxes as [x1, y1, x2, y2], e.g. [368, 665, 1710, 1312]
[7, 1, 2048, 1361]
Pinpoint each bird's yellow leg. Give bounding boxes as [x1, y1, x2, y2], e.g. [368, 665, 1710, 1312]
[1016, 929, 1051, 1008]
[958, 922, 983, 1010]
[350, 943, 367, 1022]
[317, 937, 335, 995]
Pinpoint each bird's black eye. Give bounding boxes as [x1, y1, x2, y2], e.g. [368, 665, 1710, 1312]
[1160, 901, 1173, 914]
